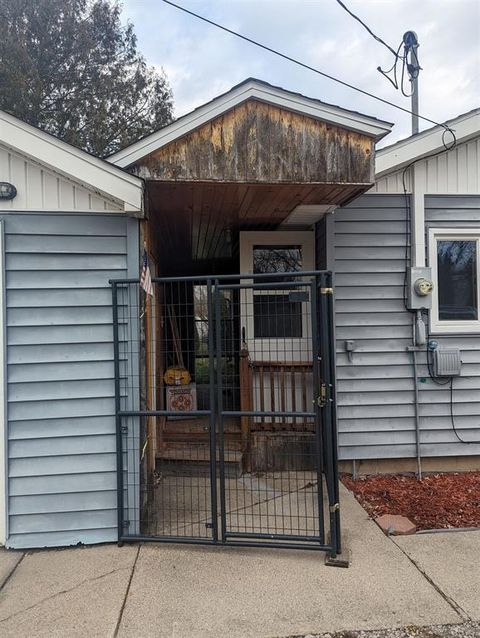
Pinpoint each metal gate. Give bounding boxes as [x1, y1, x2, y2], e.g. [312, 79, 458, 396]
[111, 271, 341, 558]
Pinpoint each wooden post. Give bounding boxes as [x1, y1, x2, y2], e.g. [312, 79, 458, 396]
[155, 286, 166, 452]
[145, 293, 157, 479]
[239, 345, 253, 461]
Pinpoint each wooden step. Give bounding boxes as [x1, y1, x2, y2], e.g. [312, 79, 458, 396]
[156, 445, 243, 477]
[157, 446, 241, 462]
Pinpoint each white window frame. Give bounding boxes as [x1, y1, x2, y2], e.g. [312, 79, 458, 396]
[429, 227, 480, 334]
[239, 230, 315, 362]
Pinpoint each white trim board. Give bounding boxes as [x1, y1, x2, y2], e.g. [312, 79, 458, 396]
[376, 108, 480, 177]
[109, 78, 393, 168]
[0, 110, 143, 213]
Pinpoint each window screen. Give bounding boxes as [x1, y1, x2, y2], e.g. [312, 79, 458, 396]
[253, 295, 302, 338]
[437, 239, 478, 321]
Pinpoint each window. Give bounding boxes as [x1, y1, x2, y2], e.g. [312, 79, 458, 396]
[253, 295, 303, 338]
[252, 245, 303, 338]
[429, 229, 480, 333]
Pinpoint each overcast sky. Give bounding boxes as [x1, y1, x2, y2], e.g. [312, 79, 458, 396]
[122, 0, 479, 145]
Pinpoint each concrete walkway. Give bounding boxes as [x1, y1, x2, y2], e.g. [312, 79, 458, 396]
[0, 486, 478, 638]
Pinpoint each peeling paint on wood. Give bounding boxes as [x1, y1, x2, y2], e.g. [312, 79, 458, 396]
[131, 100, 374, 185]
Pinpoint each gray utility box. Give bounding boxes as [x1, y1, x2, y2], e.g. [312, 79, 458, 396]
[433, 348, 462, 377]
[406, 266, 433, 310]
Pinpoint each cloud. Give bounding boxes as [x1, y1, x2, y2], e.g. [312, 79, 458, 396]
[122, 0, 480, 144]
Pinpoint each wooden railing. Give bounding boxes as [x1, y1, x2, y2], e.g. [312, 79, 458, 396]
[239, 345, 314, 450]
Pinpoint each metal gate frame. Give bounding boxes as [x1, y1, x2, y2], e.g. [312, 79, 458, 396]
[111, 271, 342, 560]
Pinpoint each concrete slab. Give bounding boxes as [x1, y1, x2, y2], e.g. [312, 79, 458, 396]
[395, 531, 480, 621]
[117, 485, 461, 638]
[0, 544, 137, 638]
[0, 549, 23, 588]
[151, 471, 318, 538]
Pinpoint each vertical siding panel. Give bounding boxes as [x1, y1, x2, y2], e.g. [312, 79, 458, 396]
[73, 186, 89, 210]
[5, 212, 139, 548]
[0, 150, 12, 210]
[456, 144, 468, 192]
[466, 140, 477, 192]
[374, 139, 480, 195]
[25, 162, 42, 209]
[0, 145, 123, 212]
[59, 179, 75, 210]
[43, 173, 60, 209]
[8, 155, 28, 209]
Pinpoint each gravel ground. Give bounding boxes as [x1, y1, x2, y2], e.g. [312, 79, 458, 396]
[289, 622, 480, 638]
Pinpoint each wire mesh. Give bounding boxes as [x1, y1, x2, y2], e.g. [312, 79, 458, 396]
[112, 272, 339, 551]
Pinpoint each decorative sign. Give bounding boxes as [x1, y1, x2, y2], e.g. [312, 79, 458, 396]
[0, 183, 17, 200]
[166, 384, 197, 414]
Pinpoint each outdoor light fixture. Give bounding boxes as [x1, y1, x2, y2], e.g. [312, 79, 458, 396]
[0, 182, 17, 200]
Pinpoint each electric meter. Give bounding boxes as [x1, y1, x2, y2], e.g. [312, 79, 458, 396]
[414, 277, 433, 297]
[407, 267, 433, 310]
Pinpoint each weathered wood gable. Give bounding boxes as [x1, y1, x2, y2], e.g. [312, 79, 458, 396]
[131, 100, 375, 185]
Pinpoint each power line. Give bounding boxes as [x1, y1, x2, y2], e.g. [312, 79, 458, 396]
[450, 377, 480, 444]
[160, 0, 454, 142]
[334, 0, 398, 57]
[334, 1, 423, 99]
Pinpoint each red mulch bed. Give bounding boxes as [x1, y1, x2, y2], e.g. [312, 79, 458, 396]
[342, 472, 480, 531]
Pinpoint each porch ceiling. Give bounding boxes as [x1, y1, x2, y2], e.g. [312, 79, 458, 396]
[147, 180, 366, 226]
[146, 180, 366, 266]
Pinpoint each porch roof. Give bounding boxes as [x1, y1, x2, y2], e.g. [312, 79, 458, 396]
[376, 107, 480, 177]
[0, 109, 143, 213]
[109, 78, 393, 169]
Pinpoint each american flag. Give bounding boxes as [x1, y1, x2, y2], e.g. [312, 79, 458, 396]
[140, 248, 153, 297]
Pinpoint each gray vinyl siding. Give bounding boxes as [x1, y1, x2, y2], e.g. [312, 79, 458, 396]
[334, 193, 480, 460]
[4, 212, 139, 548]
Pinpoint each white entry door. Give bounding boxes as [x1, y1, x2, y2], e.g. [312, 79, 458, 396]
[239, 230, 315, 363]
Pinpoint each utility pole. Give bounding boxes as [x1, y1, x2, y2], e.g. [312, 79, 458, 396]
[403, 31, 421, 135]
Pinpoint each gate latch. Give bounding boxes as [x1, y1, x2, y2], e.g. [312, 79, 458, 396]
[317, 383, 328, 408]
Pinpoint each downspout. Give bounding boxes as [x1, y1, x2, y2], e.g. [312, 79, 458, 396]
[411, 345, 422, 479]
[408, 311, 425, 480]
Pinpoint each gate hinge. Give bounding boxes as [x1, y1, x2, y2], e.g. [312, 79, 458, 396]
[329, 503, 340, 513]
[320, 287, 334, 295]
[205, 522, 214, 529]
[123, 520, 130, 528]
[121, 425, 128, 434]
